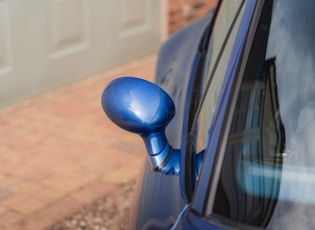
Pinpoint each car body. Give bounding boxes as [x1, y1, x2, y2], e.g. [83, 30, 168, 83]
[102, 0, 315, 229]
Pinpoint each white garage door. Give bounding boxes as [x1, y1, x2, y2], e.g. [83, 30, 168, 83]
[0, 0, 163, 108]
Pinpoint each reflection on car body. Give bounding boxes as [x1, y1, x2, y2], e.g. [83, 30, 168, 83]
[102, 0, 315, 229]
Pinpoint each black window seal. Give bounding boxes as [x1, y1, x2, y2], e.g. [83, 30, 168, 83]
[184, 0, 223, 202]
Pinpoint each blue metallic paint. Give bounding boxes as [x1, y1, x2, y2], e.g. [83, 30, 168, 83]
[102, 77, 175, 134]
[192, 0, 258, 216]
[156, 15, 214, 204]
[102, 77, 180, 175]
[128, 16, 212, 228]
[102, 0, 258, 227]
[181, 210, 227, 230]
[155, 16, 212, 150]
[101, 0, 315, 228]
[102, 0, 261, 228]
[171, 0, 260, 228]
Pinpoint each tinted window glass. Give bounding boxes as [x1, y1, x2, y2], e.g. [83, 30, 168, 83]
[212, 0, 315, 228]
[195, 0, 246, 154]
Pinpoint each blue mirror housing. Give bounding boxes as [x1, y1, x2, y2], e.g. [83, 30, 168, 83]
[102, 77, 180, 175]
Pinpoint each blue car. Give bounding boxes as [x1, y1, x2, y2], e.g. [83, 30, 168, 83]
[102, 0, 315, 229]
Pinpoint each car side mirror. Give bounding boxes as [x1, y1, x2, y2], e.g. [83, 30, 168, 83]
[101, 77, 180, 175]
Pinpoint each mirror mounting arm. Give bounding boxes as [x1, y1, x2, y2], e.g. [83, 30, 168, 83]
[159, 148, 181, 175]
[142, 132, 180, 175]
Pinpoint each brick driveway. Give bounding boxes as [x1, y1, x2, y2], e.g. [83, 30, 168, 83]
[0, 54, 156, 230]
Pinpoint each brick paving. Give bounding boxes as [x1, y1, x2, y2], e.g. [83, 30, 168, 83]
[0, 54, 157, 230]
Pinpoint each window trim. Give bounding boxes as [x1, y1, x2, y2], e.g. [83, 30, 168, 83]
[181, 1, 223, 202]
[190, 0, 264, 216]
[205, 0, 274, 217]
[205, 0, 276, 227]
[185, 0, 247, 202]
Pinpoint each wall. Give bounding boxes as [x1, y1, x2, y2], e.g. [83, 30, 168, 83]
[168, 0, 218, 34]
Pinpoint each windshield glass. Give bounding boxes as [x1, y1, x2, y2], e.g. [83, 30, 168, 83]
[212, 0, 315, 228]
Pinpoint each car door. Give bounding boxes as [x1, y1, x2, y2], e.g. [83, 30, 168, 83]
[181, 0, 252, 203]
[188, 0, 315, 229]
[178, 0, 292, 228]
[173, 0, 274, 228]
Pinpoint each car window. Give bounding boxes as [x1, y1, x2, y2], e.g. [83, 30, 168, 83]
[211, 0, 315, 228]
[194, 0, 246, 155]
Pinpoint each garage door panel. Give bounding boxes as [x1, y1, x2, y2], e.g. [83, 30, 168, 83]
[119, 0, 150, 37]
[50, 0, 90, 59]
[113, 0, 160, 62]
[0, 0, 12, 76]
[0, 0, 162, 108]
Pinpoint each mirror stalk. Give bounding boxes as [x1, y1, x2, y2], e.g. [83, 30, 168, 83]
[142, 132, 180, 175]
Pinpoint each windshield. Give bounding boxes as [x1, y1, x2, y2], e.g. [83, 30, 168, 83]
[211, 0, 315, 228]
